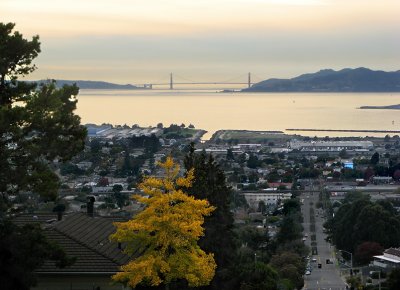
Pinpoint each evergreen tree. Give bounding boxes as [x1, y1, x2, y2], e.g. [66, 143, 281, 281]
[0, 22, 85, 288]
[0, 22, 86, 203]
[370, 152, 380, 165]
[184, 144, 237, 290]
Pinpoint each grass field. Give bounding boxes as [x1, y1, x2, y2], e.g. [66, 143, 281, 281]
[212, 130, 296, 143]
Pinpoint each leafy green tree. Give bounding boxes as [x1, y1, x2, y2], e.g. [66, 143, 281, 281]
[346, 275, 362, 290]
[90, 138, 102, 153]
[247, 154, 259, 169]
[328, 196, 370, 252]
[270, 251, 305, 289]
[235, 225, 269, 252]
[328, 192, 400, 253]
[282, 199, 301, 216]
[129, 134, 160, 153]
[277, 240, 309, 259]
[376, 199, 397, 215]
[238, 262, 278, 290]
[353, 204, 400, 249]
[60, 162, 85, 176]
[247, 172, 259, 183]
[238, 153, 247, 165]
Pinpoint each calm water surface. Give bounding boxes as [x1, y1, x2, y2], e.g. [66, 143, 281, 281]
[76, 90, 400, 139]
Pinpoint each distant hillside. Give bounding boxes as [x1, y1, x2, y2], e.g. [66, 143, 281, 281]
[38, 80, 138, 90]
[244, 68, 400, 92]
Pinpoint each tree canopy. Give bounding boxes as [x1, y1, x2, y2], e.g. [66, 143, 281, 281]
[110, 157, 216, 289]
[184, 146, 237, 290]
[326, 192, 400, 255]
[0, 22, 86, 289]
[0, 22, 86, 203]
[0, 22, 40, 106]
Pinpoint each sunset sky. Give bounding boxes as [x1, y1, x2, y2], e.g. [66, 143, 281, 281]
[1, 0, 399, 84]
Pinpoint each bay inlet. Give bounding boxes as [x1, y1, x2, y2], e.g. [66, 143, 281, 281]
[76, 90, 400, 139]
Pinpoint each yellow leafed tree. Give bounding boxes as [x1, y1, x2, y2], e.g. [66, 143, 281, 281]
[110, 157, 216, 289]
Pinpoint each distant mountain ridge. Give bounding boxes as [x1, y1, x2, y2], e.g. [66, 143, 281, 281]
[38, 80, 138, 90]
[244, 68, 400, 92]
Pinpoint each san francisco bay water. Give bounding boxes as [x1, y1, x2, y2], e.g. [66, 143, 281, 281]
[76, 90, 400, 139]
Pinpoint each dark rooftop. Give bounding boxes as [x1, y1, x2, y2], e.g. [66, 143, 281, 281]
[385, 247, 400, 258]
[13, 212, 130, 274]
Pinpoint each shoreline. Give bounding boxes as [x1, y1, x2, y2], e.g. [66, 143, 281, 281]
[286, 128, 400, 134]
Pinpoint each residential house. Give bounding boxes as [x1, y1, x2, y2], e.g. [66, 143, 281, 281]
[372, 248, 400, 272]
[14, 203, 131, 290]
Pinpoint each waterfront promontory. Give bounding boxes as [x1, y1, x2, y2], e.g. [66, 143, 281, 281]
[359, 104, 400, 110]
[244, 67, 400, 92]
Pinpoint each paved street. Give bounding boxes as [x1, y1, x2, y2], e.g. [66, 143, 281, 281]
[301, 189, 347, 290]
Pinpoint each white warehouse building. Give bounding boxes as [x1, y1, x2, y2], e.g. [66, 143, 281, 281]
[243, 192, 292, 210]
[288, 140, 373, 152]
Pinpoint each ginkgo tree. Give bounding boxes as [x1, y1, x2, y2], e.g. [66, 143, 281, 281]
[110, 157, 216, 289]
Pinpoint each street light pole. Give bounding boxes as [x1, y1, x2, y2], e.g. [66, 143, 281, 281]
[378, 270, 381, 290]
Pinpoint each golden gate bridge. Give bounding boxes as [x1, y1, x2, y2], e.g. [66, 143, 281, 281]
[138, 73, 264, 89]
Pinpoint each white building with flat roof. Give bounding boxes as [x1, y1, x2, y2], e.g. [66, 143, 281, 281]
[243, 192, 292, 210]
[288, 140, 373, 152]
[373, 248, 400, 271]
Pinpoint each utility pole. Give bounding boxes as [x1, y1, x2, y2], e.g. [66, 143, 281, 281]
[339, 250, 353, 276]
[248, 72, 251, 88]
[169, 73, 173, 90]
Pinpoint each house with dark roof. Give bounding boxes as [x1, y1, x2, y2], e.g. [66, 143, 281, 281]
[13, 204, 130, 290]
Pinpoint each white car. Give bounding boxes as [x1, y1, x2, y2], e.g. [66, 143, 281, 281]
[305, 270, 311, 275]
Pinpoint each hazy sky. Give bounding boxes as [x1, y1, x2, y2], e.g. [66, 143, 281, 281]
[1, 0, 399, 84]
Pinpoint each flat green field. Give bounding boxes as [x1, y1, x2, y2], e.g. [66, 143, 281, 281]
[212, 130, 295, 142]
